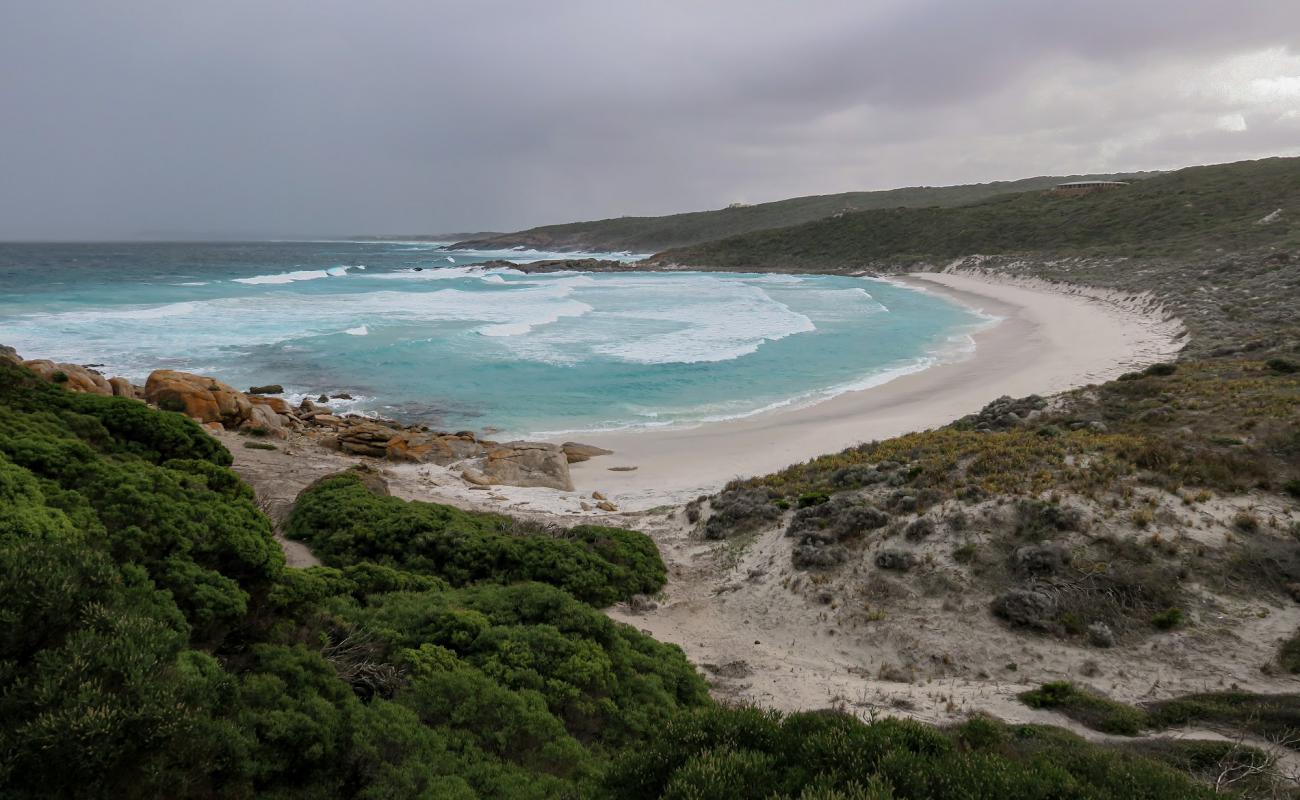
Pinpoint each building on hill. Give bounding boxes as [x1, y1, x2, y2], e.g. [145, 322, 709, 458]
[1050, 180, 1130, 196]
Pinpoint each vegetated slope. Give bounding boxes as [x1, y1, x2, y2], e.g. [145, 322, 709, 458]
[707, 358, 1299, 643]
[0, 359, 1231, 799]
[656, 157, 1300, 268]
[685, 356, 1300, 795]
[0, 361, 704, 798]
[450, 172, 1148, 253]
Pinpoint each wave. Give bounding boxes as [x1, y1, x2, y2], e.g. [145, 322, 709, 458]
[591, 280, 816, 364]
[477, 299, 593, 337]
[527, 348, 969, 439]
[6, 268, 993, 439]
[368, 265, 522, 281]
[233, 265, 361, 285]
[26, 301, 201, 323]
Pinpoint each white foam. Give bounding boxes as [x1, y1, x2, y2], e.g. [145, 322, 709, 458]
[479, 274, 506, 284]
[477, 299, 593, 337]
[369, 266, 477, 281]
[234, 265, 360, 285]
[344, 325, 369, 336]
[593, 280, 815, 364]
[172, 281, 208, 286]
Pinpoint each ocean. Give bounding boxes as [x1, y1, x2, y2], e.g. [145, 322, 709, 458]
[0, 241, 991, 437]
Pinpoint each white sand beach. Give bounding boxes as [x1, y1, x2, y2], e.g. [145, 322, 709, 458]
[560, 271, 1186, 509]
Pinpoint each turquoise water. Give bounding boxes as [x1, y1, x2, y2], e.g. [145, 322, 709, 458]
[0, 242, 989, 437]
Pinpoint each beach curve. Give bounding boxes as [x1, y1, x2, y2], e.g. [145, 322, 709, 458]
[559, 270, 1186, 509]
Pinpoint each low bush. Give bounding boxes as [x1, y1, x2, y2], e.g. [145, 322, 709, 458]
[1279, 630, 1300, 673]
[286, 472, 665, 606]
[1151, 607, 1185, 630]
[704, 486, 782, 539]
[1019, 682, 1149, 735]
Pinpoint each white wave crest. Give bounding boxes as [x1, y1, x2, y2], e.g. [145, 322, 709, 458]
[233, 265, 361, 285]
[477, 299, 593, 337]
[344, 325, 369, 336]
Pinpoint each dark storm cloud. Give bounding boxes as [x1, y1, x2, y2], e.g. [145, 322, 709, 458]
[1, 0, 1298, 239]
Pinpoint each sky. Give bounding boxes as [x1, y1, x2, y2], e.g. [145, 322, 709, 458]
[2, 0, 1299, 240]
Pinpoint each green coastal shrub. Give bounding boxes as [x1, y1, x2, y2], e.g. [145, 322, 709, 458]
[1151, 607, 1185, 630]
[0, 359, 1267, 798]
[1279, 630, 1300, 673]
[286, 472, 666, 605]
[599, 706, 1215, 799]
[0, 360, 708, 798]
[1019, 682, 1149, 735]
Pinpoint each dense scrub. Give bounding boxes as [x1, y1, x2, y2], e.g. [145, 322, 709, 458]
[285, 472, 666, 606]
[0, 360, 1252, 797]
[600, 706, 1219, 799]
[658, 157, 1300, 268]
[0, 361, 703, 798]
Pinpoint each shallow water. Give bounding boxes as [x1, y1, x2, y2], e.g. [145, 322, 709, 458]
[0, 241, 989, 437]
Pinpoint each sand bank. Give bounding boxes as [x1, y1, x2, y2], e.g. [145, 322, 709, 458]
[560, 271, 1185, 509]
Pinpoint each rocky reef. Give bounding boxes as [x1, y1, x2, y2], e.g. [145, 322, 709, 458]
[3, 346, 610, 492]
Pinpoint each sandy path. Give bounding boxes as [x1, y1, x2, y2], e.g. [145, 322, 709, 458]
[561, 271, 1185, 510]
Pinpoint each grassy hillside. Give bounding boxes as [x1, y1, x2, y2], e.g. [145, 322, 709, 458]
[0, 360, 1236, 799]
[450, 172, 1149, 253]
[656, 157, 1300, 268]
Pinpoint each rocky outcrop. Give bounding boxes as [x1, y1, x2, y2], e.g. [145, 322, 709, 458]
[470, 441, 574, 491]
[386, 431, 486, 465]
[144, 369, 253, 427]
[0, 345, 20, 366]
[336, 422, 402, 458]
[958, 394, 1048, 432]
[108, 376, 141, 399]
[243, 403, 288, 439]
[248, 394, 293, 415]
[23, 360, 114, 396]
[561, 441, 613, 463]
[248, 384, 284, 395]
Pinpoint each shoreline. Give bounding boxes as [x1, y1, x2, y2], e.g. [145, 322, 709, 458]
[556, 271, 1185, 509]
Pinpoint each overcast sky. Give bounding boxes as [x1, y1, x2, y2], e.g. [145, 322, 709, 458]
[2, 1, 1299, 239]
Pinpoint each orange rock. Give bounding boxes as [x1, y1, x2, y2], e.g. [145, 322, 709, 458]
[248, 394, 292, 415]
[22, 360, 113, 395]
[108, 376, 139, 398]
[144, 369, 253, 427]
[387, 432, 485, 465]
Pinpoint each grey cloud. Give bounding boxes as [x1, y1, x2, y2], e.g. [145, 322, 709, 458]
[1, 0, 1298, 239]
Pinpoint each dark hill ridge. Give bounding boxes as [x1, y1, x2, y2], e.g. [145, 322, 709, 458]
[652, 157, 1299, 270]
[449, 172, 1152, 253]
